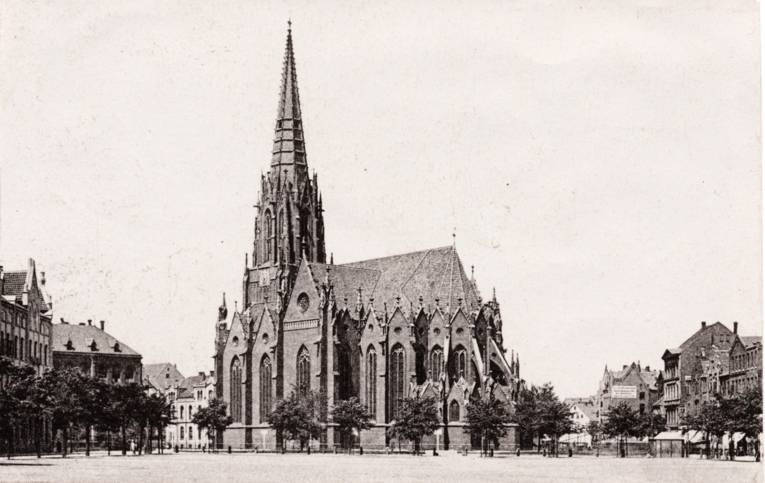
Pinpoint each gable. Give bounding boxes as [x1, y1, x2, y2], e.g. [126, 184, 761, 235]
[284, 260, 322, 322]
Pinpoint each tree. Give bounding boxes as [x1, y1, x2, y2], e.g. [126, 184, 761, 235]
[513, 385, 542, 450]
[331, 397, 372, 450]
[587, 420, 603, 452]
[77, 378, 109, 456]
[192, 398, 233, 452]
[603, 402, 640, 457]
[536, 386, 574, 457]
[388, 396, 440, 455]
[684, 400, 724, 459]
[143, 393, 172, 454]
[267, 391, 321, 452]
[464, 396, 513, 456]
[111, 383, 145, 455]
[0, 358, 37, 458]
[41, 368, 89, 458]
[727, 384, 762, 460]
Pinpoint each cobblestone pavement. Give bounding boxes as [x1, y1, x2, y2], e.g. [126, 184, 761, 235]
[0, 451, 762, 483]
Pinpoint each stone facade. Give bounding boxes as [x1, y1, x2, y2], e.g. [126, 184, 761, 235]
[52, 320, 142, 384]
[214, 26, 522, 451]
[594, 362, 659, 423]
[0, 258, 54, 454]
[658, 321, 760, 429]
[163, 371, 216, 449]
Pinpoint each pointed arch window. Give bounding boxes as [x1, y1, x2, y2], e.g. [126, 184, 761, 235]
[230, 357, 242, 422]
[297, 346, 311, 397]
[260, 355, 272, 423]
[264, 210, 274, 262]
[366, 347, 377, 417]
[449, 400, 460, 422]
[390, 345, 405, 420]
[453, 347, 467, 379]
[430, 347, 443, 380]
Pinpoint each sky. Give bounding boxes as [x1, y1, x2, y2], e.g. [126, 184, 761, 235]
[0, 1, 761, 398]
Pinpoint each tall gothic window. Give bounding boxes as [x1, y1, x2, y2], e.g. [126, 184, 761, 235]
[259, 355, 272, 423]
[230, 357, 242, 422]
[454, 347, 467, 379]
[366, 347, 377, 417]
[449, 400, 460, 422]
[264, 210, 274, 262]
[390, 345, 405, 420]
[297, 346, 311, 397]
[430, 347, 443, 380]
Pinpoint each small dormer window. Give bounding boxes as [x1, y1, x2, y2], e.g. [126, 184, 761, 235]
[65, 339, 74, 350]
[89, 340, 98, 351]
[113, 342, 121, 352]
[232, 336, 239, 347]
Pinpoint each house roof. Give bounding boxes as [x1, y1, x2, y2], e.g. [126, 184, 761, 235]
[175, 373, 212, 399]
[1, 271, 28, 297]
[52, 323, 141, 356]
[311, 245, 480, 313]
[143, 363, 185, 392]
[740, 336, 762, 348]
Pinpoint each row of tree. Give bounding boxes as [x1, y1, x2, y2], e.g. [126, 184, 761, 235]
[0, 356, 172, 458]
[681, 386, 762, 459]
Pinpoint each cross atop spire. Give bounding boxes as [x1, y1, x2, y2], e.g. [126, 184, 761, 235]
[271, 21, 307, 181]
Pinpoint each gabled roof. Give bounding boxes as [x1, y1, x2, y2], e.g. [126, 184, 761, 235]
[143, 363, 185, 392]
[52, 323, 141, 356]
[740, 336, 762, 348]
[314, 245, 479, 314]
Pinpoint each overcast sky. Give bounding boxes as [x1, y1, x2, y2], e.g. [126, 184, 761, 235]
[0, 1, 760, 398]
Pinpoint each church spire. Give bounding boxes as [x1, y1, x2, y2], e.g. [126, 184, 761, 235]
[271, 21, 307, 182]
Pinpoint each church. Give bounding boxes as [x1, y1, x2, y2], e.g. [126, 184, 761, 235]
[214, 25, 522, 451]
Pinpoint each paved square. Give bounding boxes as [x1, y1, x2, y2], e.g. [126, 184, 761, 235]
[1, 452, 761, 482]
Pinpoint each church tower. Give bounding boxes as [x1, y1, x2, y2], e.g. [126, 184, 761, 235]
[245, 23, 326, 310]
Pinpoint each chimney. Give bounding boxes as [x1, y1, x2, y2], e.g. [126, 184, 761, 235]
[99, 320, 105, 331]
[733, 321, 738, 334]
[701, 321, 707, 329]
[87, 319, 92, 326]
[60, 317, 67, 324]
[198, 371, 205, 377]
[645, 365, 650, 372]
[622, 364, 628, 370]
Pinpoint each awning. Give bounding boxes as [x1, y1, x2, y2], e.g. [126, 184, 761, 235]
[653, 431, 684, 441]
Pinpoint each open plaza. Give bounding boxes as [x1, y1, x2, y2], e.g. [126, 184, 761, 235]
[0, 452, 762, 483]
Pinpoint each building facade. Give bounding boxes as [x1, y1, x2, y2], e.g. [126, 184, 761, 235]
[594, 362, 659, 423]
[0, 258, 53, 454]
[164, 371, 216, 449]
[658, 321, 760, 429]
[214, 26, 522, 451]
[52, 319, 142, 384]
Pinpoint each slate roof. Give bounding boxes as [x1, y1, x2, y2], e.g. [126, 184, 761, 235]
[143, 363, 185, 392]
[52, 323, 141, 356]
[176, 374, 210, 399]
[740, 336, 762, 347]
[310, 246, 480, 313]
[1, 271, 28, 297]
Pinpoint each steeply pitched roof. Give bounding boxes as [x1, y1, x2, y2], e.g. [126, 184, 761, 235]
[312, 245, 480, 313]
[175, 373, 212, 399]
[1, 271, 27, 297]
[52, 323, 141, 356]
[271, 23, 306, 169]
[143, 363, 185, 392]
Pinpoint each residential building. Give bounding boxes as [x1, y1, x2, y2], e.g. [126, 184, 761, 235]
[595, 362, 659, 422]
[51, 319, 142, 384]
[165, 371, 216, 449]
[0, 258, 53, 454]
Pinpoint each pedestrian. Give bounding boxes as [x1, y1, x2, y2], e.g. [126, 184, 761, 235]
[130, 439, 136, 455]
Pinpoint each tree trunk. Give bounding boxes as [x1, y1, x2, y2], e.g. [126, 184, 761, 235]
[85, 424, 91, 456]
[138, 425, 145, 455]
[62, 426, 68, 458]
[121, 425, 127, 456]
[107, 431, 111, 456]
[35, 417, 42, 458]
